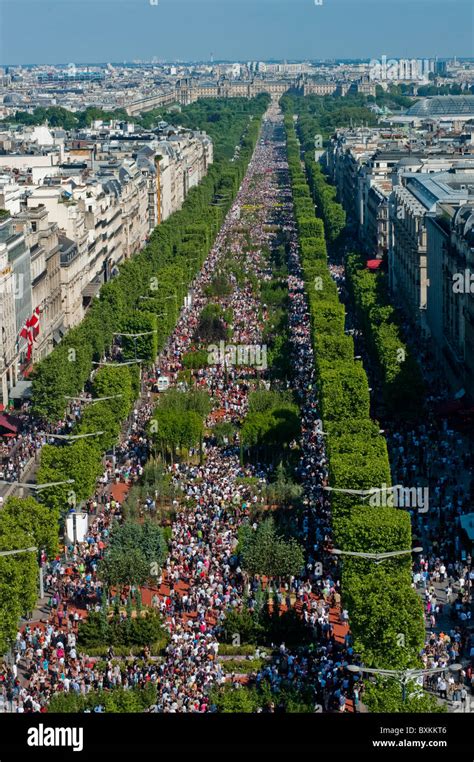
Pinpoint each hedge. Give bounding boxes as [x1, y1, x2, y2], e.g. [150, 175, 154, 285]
[318, 361, 371, 422]
[335, 505, 413, 580]
[346, 252, 425, 418]
[283, 109, 425, 677]
[300, 234, 327, 261]
[343, 570, 425, 669]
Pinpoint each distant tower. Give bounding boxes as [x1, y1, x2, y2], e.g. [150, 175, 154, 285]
[210, 52, 214, 64]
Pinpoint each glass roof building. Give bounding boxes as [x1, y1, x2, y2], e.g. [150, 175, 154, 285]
[406, 95, 474, 118]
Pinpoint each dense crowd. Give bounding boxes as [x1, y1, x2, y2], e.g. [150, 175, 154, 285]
[328, 227, 473, 705]
[0, 104, 471, 715]
[0, 402, 83, 489]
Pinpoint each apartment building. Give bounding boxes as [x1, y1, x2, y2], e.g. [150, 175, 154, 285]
[389, 170, 474, 334]
[152, 129, 213, 223]
[0, 117, 214, 404]
[13, 204, 63, 359]
[0, 176, 22, 215]
[57, 234, 89, 330]
[426, 202, 474, 399]
[364, 180, 392, 258]
[0, 213, 32, 406]
[327, 128, 382, 225]
[26, 181, 89, 327]
[117, 159, 148, 258]
[0, 214, 19, 407]
[74, 178, 124, 292]
[328, 125, 474, 258]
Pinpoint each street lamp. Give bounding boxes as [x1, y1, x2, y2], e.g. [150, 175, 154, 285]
[65, 395, 123, 403]
[113, 331, 156, 382]
[347, 663, 462, 703]
[91, 360, 144, 366]
[322, 485, 401, 500]
[0, 479, 75, 491]
[0, 546, 37, 557]
[113, 332, 157, 337]
[330, 547, 423, 565]
[47, 432, 104, 441]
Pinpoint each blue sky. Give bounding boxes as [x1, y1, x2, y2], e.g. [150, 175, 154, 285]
[0, 0, 472, 65]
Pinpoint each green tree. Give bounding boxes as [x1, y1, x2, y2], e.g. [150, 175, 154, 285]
[240, 518, 304, 578]
[2, 496, 59, 557]
[343, 570, 425, 669]
[363, 678, 446, 713]
[99, 520, 167, 589]
[0, 520, 38, 652]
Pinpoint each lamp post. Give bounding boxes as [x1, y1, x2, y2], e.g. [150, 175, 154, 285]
[321, 484, 404, 502]
[187, 253, 201, 284]
[47, 432, 104, 441]
[113, 331, 158, 390]
[0, 479, 75, 491]
[91, 360, 144, 367]
[347, 663, 462, 703]
[113, 332, 157, 337]
[65, 395, 123, 404]
[330, 547, 423, 565]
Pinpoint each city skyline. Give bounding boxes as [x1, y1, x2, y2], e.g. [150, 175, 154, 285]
[0, 0, 472, 66]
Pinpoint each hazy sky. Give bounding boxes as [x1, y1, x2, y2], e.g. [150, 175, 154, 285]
[0, 0, 472, 65]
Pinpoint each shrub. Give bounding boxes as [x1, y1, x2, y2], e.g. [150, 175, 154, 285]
[48, 682, 157, 713]
[78, 610, 168, 651]
[221, 658, 265, 673]
[319, 361, 371, 422]
[181, 349, 209, 369]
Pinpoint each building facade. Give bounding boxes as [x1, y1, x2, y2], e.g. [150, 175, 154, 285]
[426, 203, 474, 399]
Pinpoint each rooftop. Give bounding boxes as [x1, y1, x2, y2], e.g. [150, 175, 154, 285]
[407, 96, 474, 118]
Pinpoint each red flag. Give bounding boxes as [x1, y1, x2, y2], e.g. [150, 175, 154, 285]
[19, 306, 41, 360]
[27, 307, 41, 340]
[28, 307, 41, 339]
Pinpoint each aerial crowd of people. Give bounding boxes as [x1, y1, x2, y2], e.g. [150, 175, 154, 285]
[0, 104, 472, 713]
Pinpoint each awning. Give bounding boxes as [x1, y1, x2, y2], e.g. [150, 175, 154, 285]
[366, 259, 383, 270]
[8, 380, 32, 400]
[0, 413, 21, 434]
[53, 325, 66, 343]
[82, 279, 102, 298]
